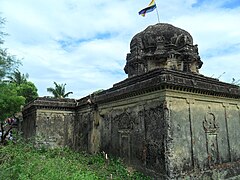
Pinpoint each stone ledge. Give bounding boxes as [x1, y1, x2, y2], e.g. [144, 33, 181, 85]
[94, 69, 240, 104]
[23, 97, 76, 111]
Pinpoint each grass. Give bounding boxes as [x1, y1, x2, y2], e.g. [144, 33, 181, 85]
[0, 142, 151, 180]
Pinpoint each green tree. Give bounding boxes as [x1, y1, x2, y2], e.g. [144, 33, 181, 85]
[7, 69, 29, 85]
[0, 16, 26, 144]
[6, 69, 38, 103]
[0, 16, 38, 117]
[0, 83, 25, 144]
[47, 82, 73, 98]
[17, 81, 38, 103]
[0, 83, 25, 121]
[0, 17, 20, 80]
[0, 17, 5, 44]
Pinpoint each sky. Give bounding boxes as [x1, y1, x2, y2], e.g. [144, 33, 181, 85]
[0, 0, 240, 98]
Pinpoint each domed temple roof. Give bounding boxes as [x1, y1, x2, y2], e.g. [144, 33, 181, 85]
[124, 23, 203, 77]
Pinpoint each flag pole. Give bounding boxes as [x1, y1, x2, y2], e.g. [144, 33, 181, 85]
[156, 7, 160, 23]
[155, 1, 160, 23]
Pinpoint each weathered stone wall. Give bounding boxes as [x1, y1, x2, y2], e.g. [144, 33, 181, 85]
[22, 98, 75, 148]
[164, 91, 240, 178]
[74, 107, 94, 152]
[22, 107, 37, 140]
[35, 110, 75, 148]
[22, 70, 240, 179]
[73, 88, 240, 179]
[74, 91, 167, 177]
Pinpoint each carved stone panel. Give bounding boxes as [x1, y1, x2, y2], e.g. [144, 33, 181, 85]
[203, 112, 220, 166]
[119, 130, 131, 164]
[225, 105, 240, 161]
[110, 111, 135, 161]
[117, 112, 134, 130]
[140, 104, 165, 173]
[168, 99, 193, 174]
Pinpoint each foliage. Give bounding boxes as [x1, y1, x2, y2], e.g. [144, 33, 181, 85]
[0, 49, 20, 80]
[0, 118, 17, 145]
[47, 82, 73, 98]
[16, 81, 38, 104]
[0, 83, 25, 121]
[0, 17, 20, 81]
[0, 17, 6, 44]
[0, 17, 38, 121]
[7, 69, 29, 85]
[0, 78, 38, 121]
[5, 69, 38, 104]
[0, 142, 151, 179]
[0, 17, 23, 122]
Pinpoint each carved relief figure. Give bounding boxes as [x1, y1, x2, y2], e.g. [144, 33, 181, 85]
[143, 33, 156, 51]
[176, 34, 192, 47]
[156, 35, 165, 44]
[203, 112, 219, 166]
[203, 113, 218, 133]
[114, 112, 134, 130]
[170, 33, 178, 45]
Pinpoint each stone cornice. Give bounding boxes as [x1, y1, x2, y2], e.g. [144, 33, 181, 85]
[94, 69, 240, 104]
[23, 97, 76, 112]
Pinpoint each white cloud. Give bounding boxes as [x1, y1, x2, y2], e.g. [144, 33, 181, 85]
[0, 0, 240, 98]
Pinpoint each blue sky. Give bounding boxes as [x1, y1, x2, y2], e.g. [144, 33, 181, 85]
[192, 0, 240, 8]
[0, 0, 240, 98]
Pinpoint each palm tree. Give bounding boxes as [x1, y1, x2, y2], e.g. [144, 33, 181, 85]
[7, 69, 29, 85]
[47, 82, 73, 98]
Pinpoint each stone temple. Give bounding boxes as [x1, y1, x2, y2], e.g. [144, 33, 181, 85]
[22, 23, 240, 179]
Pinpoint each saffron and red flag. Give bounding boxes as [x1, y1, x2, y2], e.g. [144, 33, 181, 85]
[138, 0, 157, 17]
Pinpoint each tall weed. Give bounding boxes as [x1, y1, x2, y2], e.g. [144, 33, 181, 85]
[0, 142, 151, 179]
